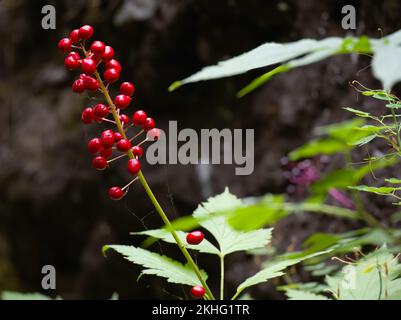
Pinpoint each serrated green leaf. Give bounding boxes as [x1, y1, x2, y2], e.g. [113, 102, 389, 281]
[105, 245, 207, 286]
[285, 289, 330, 300]
[193, 188, 272, 256]
[234, 250, 332, 297]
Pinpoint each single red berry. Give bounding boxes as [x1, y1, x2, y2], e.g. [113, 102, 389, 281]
[79, 73, 87, 80]
[101, 46, 114, 62]
[93, 104, 109, 118]
[132, 145, 143, 158]
[186, 231, 204, 245]
[104, 68, 120, 83]
[119, 114, 130, 126]
[90, 41, 105, 55]
[79, 25, 94, 39]
[67, 51, 81, 60]
[114, 132, 123, 142]
[99, 147, 113, 159]
[127, 159, 141, 175]
[84, 76, 100, 91]
[92, 156, 108, 170]
[64, 55, 80, 70]
[117, 139, 132, 152]
[113, 94, 131, 110]
[58, 38, 71, 52]
[105, 59, 122, 72]
[190, 286, 206, 299]
[101, 130, 115, 148]
[143, 117, 156, 131]
[132, 110, 147, 126]
[69, 29, 80, 43]
[72, 79, 86, 93]
[120, 82, 135, 96]
[81, 58, 96, 75]
[88, 138, 102, 154]
[146, 128, 161, 141]
[108, 186, 124, 200]
[81, 107, 95, 124]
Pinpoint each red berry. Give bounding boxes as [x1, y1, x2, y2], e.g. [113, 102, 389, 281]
[146, 128, 161, 141]
[190, 286, 205, 299]
[99, 147, 113, 159]
[68, 51, 81, 60]
[84, 76, 100, 91]
[104, 68, 120, 83]
[101, 130, 115, 148]
[81, 58, 96, 75]
[64, 55, 80, 70]
[101, 46, 114, 62]
[186, 231, 204, 245]
[127, 159, 141, 175]
[132, 145, 143, 158]
[79, 73, 87, 80]
[93, 104, 109, 118]
[92, 156, 108, 170]
[81, 107, 95, 124]
[105, 59, 122, 72]
[69, 29, 80, 43]
[120, 82, 135, 96]
[58, 38, 71, 52]
[143, 117, 155, 131]
[117, 139, 132, 152]
[132, 110, 147, 126]
[108, 186, 124, 200]
[88, 138, 102, 154]
[72, 79, 86, 93]
[119, 114, 130, 126]
[90, 41, 105, 55]
[114, 94, 131, 110]
[114, 132, 123, 142]
[79, 25, 94, 39]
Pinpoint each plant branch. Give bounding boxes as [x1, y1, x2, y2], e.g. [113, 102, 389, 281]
[84, 46, 214, 299]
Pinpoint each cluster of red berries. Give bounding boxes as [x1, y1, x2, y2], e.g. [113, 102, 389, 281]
[58, 25, 160, 201]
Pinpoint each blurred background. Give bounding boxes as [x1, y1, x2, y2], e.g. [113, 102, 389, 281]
[0, 0, 400, 299]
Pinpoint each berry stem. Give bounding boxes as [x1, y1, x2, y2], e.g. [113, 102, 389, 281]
[83, 45, 215, 300]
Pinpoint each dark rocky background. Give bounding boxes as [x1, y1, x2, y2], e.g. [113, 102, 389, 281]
[0, 0, 400, 299]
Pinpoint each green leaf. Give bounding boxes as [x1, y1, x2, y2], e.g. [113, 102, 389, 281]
[1, 292, 54, 300]
[349, 185, 401, 195]
[104, 245, 207, 286]
[372, 45, 401, 90]
[193, 188, 273, 256]
[234, 250, 332, 297]
[170, 37, 343, 90]
[385, 178, 401, 184]
[131, 229, 220, 255]
[289, 139, 349, 161]
[325, 247, 401, 300]
[285, 289, 329, 300]
[348, 134, 377, 146]
[343, 107, 372, 118]
[314, 118, 365, 141]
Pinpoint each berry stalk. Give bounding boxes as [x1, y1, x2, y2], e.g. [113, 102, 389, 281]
[85, 47, 214, 299]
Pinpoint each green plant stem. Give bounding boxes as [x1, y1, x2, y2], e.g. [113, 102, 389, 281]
[86, 47, 214, 299]
[220, 255, 224, 300]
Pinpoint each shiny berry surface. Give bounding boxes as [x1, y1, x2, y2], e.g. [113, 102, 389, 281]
[88, 138, 102, 154]
[113, 95, 131, 109]
[117, 139, 132, 152]
[81, 108, 95, 124]
[127, 159, 141, 175]
[132, 110, 147, 126]
[186, 231, 204, 245]
[120, 82, 135, 96]
[190, 286, 206, 299]
[92, 156, 108, 170]
[109, 187, 124, 200]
